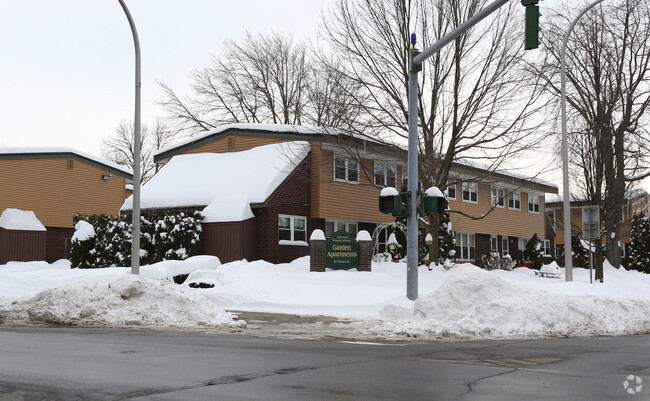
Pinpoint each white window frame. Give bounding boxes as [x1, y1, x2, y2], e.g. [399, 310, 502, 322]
[446, 183, 457, 200]
[278, 214, 307, 245]
[491, 186, 505, 208]
[542, 239, 551, 256]
[333, 155, 359, 184]
[374, 161, 396, 187]
[325, 220, 358, 238]
[490, 235, 498, 252]
[621, 244, 626, 258]
[528, 193, 540, 213]
[455, 232, 476, 260]
[508, 191, 521, 210]
[502, 237, 509, 257]
[462, 182, 478, 204]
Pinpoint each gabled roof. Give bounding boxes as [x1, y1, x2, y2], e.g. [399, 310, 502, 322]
[122, 142, 310, 223]
[0, 146, 133, 179]
[154, 123, 558, 194]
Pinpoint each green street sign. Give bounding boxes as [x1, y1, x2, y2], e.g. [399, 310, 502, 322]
[326, 231, 359, 270]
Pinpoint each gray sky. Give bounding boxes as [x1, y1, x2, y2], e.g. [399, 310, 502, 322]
[0, 0, 328, 153]
[0, 0, 647, 191]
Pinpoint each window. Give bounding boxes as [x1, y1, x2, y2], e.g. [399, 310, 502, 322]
[528, 193, 540, 213]
[546, 209, 556, 229]
[542, 239, 551, 256]
[455, 232, 475, 260]
[508, 191, 521, 210]
[502, 237, 509, 256]
[555, 245, 563, 258]
[278, 215, 306, 243]
[374, 162, 396, 187]
[446, 184, 456, 200]
[518, 237, 528, 260]
[621, 244, 626, 258]
[334, 155, 359, 183]
[325, 220, 358, 238]
[491, 187, 505, 208]
[490, 235, 498, 252]
[462, 182, 478, 203]
[622, 204, 629, 222]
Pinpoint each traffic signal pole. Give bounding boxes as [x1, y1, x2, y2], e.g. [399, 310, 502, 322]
[406, 0, 511, 301]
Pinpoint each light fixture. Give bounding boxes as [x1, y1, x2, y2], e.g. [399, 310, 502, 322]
[102, 174, 111, 181]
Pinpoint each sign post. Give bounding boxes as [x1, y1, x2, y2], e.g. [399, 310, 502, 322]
[326, 231, 359, 270]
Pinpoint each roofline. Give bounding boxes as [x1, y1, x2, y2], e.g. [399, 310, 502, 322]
[155, 124, 558, 194]
[0, 151, 133, 179]
[153, 125, 404, 164]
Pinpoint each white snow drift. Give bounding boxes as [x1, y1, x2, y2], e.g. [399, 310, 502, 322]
[2, 256, 650, 340]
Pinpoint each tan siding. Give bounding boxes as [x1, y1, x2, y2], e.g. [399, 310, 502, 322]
[451, 184, 547, 239]
[0, 158, 127, 228]
[314, 149, 394, 224]
[181, 135, 285, 155]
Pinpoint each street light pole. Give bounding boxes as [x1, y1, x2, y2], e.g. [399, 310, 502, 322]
[561, 0, 605, 282]
[117, 0, 142, 275]
[406, 0, 509, 301]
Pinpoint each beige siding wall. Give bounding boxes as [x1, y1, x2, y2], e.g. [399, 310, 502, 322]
[313, 147, 394, 224]
[552, 205, 633, 245]
[181, 136, 284, 155]
[0, 158, 127, 228]
[450, 183, 547, 239]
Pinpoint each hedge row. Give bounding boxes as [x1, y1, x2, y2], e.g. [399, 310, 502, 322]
[70, 211, 203, 268]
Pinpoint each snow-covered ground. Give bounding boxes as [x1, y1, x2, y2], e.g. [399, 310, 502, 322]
[1, 256, 649, 341]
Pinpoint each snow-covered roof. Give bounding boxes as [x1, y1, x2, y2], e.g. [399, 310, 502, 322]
[0, 208, 46, 231]
[0, 146, 133, 178]
[155, 123, 557, 193]
[121, 142, 310, 223]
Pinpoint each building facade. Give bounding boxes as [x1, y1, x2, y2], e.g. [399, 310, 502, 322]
[0, 148, 132, 262]
[125, 123, 557, 265]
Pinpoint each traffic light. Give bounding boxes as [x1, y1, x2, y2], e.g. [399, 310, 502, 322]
[379, 187, 402, 215]
[422, 186, 447, 215]
[521, 0, 540, 50]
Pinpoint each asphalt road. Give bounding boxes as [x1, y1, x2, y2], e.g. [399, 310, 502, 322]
[0, 327, 649, 400]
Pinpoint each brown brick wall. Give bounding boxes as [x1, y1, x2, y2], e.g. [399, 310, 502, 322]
[255, 157, 312, 264]
[45, 226, 74, 263]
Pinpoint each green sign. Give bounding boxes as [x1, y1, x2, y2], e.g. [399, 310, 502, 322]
[326, 231, 358, 270]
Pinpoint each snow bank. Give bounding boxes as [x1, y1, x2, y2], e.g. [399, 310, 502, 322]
[140, 255, 221, 281]
[3, 274, 236, 328]
[372, 264, 650, 340]
[0, 208, 46, 231]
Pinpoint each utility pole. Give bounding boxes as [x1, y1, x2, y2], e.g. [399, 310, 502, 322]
[406, 0, 535, 300]
[117, 0, 142, 275]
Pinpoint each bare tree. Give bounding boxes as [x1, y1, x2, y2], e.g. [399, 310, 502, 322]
[159, 31, 313, 133]
[321, 0, 551, 261]
[534, 0, 650, 278]
[101, 119, 177, 183]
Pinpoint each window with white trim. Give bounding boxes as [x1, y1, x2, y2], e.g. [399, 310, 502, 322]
[374, 162, 396, 187]
[508, 191, 521, 210]
[334, 155, 359, 183]
[490, 235, 498, 252]
[528, 193, 540, 213]
[502, 237, 509, 256]
[455, 232, 475, 260]
[491, 187, 505, 208]
[462, 182, 478, 203]
[621, 244, 626, 258]
[446, 184, 456, 200]
[325, 220, 358, 238]
[542, 239, 551, 256]
[278, 215, 306, 243]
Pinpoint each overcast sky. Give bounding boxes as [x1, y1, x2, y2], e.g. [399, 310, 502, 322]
[0, 0, 647, 191]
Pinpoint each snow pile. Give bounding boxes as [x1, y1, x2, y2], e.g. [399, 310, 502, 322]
[71, 220, 95, 241]
[539, 261, 562, 275]
[0, 208, 46, 231]
[3, 274, 236, 328]
[140, 255, 221, 281]
[371, 264, 650, 340]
